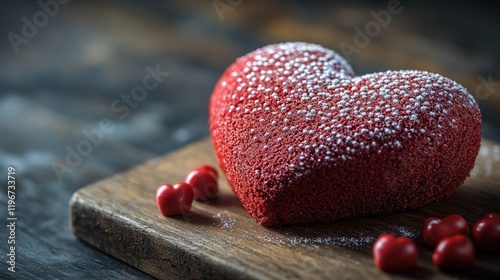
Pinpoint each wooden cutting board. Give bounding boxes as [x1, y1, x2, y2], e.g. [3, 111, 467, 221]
[70, 138, 500, 279]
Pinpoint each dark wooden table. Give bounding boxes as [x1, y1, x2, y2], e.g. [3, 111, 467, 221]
[1, 0, 499, 279]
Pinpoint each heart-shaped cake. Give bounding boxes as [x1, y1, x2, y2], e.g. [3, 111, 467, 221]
[209, 42, 481, 226]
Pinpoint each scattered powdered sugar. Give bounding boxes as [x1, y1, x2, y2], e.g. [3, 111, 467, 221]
[213, 212, 236, 230]
[471, 144, 500, 178]
[256, 233, 376, 249]
[394, 226, 418, 239]
[210, 211, 418, 250]
[253, 225, 418, 249]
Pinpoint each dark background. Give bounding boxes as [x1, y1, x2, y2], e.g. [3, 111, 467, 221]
[1, 0, 499, 279]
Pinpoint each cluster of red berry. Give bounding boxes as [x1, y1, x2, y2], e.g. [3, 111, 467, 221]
[373, 213, 500, 272]
[156, 165, 219, 216]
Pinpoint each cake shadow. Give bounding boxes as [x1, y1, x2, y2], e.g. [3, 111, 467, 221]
[207, 192, 243, 209]
[165, 210, 219, 226]
[262, 184, 500, 252]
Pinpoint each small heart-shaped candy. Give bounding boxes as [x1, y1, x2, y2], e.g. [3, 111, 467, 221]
[422, 214, 469, 248]
[372, 234, 418, 272]
[210, 42, 482, 226]
[472, 213, 500, 252]
[156, 183, 194, 216]
[432, 234, 475, 270]
[186, 167, 219, 201]
[196, 164, 219, 180]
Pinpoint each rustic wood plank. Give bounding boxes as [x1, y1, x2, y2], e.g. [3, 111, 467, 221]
[70, 138, 500, 279]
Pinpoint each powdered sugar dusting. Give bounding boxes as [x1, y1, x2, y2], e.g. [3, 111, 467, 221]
[254, 226, 417, 249]
[213, 212, 236, 230]
[257, 233, 376, 248]
[217, 42, 478, 177]
[471, 144, 500, 178]
[209, 211, 418, 250]
[395, 226, 417, 238]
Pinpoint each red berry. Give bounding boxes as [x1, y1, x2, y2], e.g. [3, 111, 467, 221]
[372, 234, 418, 272]
[472, 213, 500, 252]
[156, 183, 194, 216]
[196, 164, 218, 180]
[422, 214, 469, 247]
[186, 169, 218, 201]
[432, 234, 475, 270]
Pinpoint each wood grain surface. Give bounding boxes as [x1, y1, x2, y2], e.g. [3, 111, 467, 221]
[70, 138, 500, 279]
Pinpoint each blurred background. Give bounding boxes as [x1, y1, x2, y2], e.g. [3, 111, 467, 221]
[0, 0, 499, 278]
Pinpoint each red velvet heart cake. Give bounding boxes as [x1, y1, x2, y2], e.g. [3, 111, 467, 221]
[209, 42, 481, 226]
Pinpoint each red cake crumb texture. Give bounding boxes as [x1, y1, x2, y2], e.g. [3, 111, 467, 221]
[209, 42, 482, 226]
